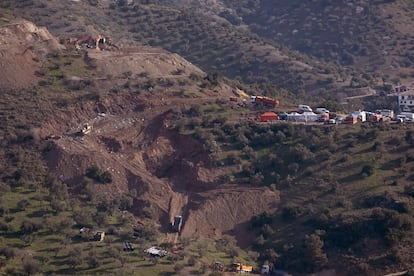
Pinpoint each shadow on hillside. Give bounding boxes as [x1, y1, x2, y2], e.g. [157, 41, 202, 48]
[159, 272, 174, 276]
[225, 221, 255, 249]
[27, 209, 55, 218]
[339, 173, 363, 184]
[380, 158, 403, 170]
[355, 146, 374, 155]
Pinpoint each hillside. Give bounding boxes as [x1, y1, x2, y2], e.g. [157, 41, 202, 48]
[0, 0, 373, 103]
[0, 18, 279, 275]
[218, 0, 414, 85]
[4, 1, 413, 93]
[2, 3, 414, 276]
[122, 0, 414, 88]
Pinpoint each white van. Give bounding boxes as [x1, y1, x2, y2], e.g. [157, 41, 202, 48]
[298, 104, 312, 112]
[315, 107, 330, 114]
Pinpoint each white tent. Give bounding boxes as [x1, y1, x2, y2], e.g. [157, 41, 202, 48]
[286, 112, 318, 122]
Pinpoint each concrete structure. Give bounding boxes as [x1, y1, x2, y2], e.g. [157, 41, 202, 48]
[398, 90, 414, 112]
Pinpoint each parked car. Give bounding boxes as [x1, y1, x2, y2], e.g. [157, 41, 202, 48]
[298, 104, 312, 112]
[315, 107, 330, 114]
[325, 119, 336, 125]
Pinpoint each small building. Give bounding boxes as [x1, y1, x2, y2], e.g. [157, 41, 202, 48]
[260, 112, 279, 122]
[398, 90, 414, 112]
[394, 85, 409, 93]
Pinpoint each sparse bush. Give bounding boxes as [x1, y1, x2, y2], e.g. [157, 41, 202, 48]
[20, 220, 41, 234]
[0, 246, 15, 259]
[282, 204, 303, 220]
[85, 165, 112, 184]
[22, 256, 41, 276]
[174, 263, 184, 273]
[361, 165, 374, 177]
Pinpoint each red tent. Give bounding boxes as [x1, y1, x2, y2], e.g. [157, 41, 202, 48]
[260, 112, 279, 122]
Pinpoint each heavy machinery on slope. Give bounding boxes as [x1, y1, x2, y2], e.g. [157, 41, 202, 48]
[172, 215, 183, 232]
[66, 34, 118, 51]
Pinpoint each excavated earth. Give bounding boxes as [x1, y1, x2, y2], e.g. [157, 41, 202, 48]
[2, 19, 280, 246]
[41, 91, 280, 245]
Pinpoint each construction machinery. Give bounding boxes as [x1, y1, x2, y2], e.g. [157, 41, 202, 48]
[232, 262, 253, 274]
[172, 215, 183, 232]
[250, 95, 280, 108]
[213, 261, 224, 272]
[66, 33, 117, 51]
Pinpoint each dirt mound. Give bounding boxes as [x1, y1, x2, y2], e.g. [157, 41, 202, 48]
[0, 19, 64, 89]
[88, 47, 204, 80]
[182, 185, 279, 244]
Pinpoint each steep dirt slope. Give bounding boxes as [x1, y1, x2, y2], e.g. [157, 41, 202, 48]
[0, 19, 64, 89]
[42, 90, 279, 244]
[26, 29, 279, 245]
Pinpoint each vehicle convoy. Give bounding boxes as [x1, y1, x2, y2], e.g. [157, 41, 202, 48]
[250, 95, 280, 107]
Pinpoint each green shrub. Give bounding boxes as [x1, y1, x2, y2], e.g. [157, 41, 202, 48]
[85, 166, 112, 184]
[361, 165, 374, 177]
[282, 204, 303, 220]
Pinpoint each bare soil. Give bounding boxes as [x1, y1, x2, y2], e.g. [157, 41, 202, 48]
[0, 17, 279, 247]
[0, 19, 64, 89]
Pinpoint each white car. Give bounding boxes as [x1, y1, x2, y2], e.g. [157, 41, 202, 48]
[315, 107, 330, 114]
[298, 104, 312, 112]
